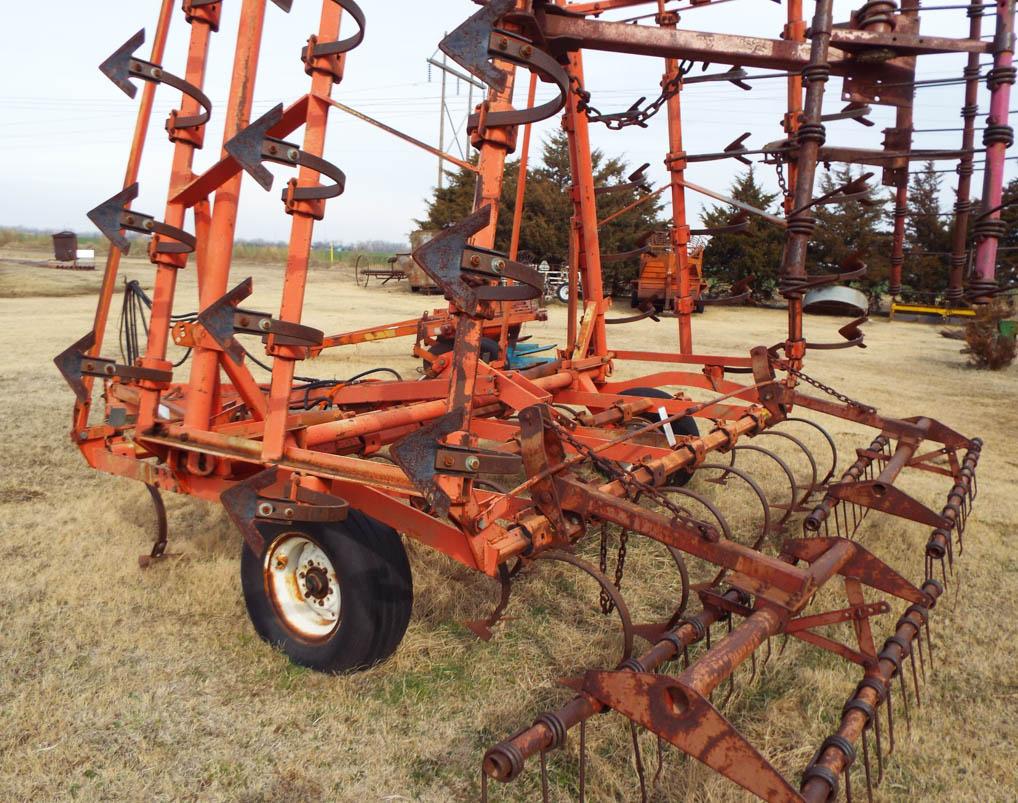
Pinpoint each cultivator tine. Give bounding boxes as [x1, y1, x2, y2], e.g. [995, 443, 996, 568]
[464, 563, 513, 641]
[138, 484, 180, 568]
[629, 720, 649, 802]
[88, 183, 196, 255]
[55, 330, 173, 403]
[226, 104, 347, 208]
[100, 29, 212, 129]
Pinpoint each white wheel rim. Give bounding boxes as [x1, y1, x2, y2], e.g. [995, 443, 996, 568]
[264, 533, 341, 640]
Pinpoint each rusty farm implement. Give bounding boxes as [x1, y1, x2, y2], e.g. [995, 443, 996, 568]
[56, 0, 1010, 799]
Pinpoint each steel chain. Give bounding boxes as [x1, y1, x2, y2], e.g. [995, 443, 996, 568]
[775, 161, 789, 199]
[571, 62, 692, 131]
[787, 366, 877, 414]
[548, 415, 717, 541]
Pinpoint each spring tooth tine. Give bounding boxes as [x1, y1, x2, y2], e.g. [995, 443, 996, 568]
[887, 679, 895, 753]
[578, 720, 587, 803]
[874, 704, 884, 785]
[897, 666, 911, 736]
[910, 647, 922, 705]
[926, 621, 935, 673]
[845, 762, 853, 803]
[916, 626, 927, 683]
[861, 722, 874, 803]
[540, 751, 549, 803]
[653, 736, 665, 787]
[630, 722, 649, 803]
[481, 768, 488, 803]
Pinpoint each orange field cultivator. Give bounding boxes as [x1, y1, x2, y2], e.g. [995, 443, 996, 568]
[58, 0, 1009, 799]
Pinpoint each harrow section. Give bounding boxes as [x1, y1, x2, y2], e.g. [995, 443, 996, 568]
[56, 0, 1007, 799]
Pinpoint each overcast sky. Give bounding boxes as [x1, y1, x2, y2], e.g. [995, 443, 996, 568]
[0, 1, 1010, 246]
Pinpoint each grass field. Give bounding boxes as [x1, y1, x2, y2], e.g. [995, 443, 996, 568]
[0, 255, 1016, 802]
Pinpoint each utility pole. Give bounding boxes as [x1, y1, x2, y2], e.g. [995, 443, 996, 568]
[438, 45, 447, 190]
[427, 46, 486, 191]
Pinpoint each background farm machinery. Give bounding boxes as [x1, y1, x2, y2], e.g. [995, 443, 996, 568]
[55, 0, 1011, 799]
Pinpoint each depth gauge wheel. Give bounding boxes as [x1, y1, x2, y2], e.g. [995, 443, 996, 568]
[241, 510, 413, 673]
[619, 386, 699, 487]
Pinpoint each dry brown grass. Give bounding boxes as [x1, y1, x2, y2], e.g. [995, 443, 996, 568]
[1, 258, 1016, 802]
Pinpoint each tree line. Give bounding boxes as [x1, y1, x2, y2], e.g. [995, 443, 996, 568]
[418, 133, 1017, 301]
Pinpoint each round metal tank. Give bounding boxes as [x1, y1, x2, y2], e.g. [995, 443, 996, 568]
[803, 285, 869, 316]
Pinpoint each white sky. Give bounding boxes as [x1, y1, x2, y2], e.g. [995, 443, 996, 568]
[0, 1, 1011, 245]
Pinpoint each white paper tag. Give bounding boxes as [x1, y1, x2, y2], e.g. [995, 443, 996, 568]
[658, 406, 676, 447]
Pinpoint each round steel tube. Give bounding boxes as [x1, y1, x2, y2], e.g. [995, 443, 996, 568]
[483, 592, 739, 782]
[800, 579, 943, 802]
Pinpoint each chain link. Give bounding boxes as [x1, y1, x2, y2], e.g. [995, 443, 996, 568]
[787, 366, 877, 414]
[548, 414, 718, 542]
[571, 62, 692, 131]
[597, 522, 629, 615]
[775, 161, 789, 199]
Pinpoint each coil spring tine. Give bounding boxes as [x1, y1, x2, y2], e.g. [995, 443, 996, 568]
[874, 704, 884, 785]
[845, 761, 853, 803]
[481, 767, 488, 803]
[779, 633, 789, 657]
[887, 679, 895, 753]
[861, 721, 874, 803]
[630, 721, 649, 803]
[540, 751, 549, 803]
[897, 666, 911, 737]
[926, 620, 935, 673]
[762, 636, 772, 673]
[916, 625, 927, 683]
[748, 647, 758, 685]
[654, 736, 665, 787]
[578, 719, 587, 803]
[910, 647, 922, 704]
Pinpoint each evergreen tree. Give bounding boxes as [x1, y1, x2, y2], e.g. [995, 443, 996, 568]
[700, 167, 786, 298]
[904, 161, 951, 297]
[994, 176, 1018, 291]
[810, 165, 890, 289]
[416, 131, 662, 291]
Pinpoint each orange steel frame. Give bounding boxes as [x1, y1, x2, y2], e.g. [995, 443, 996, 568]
[62, 0, 1005, 798]
[67, 0, 999, 580]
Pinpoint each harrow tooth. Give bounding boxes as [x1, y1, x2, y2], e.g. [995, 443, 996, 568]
[629, 721, 649, 802]
[137, 484, 180, 569]
[463, 563, 513, 641]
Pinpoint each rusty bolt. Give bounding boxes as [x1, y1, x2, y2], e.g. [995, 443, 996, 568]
[145, 220, 154, 230]
[521, 45, 533, 58]
[283, 507, 295, 519]
[470, 255, 481, 267]
[259, 319, 272, 332]
[257, 502, 274, 517]
[288, 148, 300, 162]
[498, 37, 509, 50]
[238, 316, 250, 327]
[465, 456, 481, 472]
[152, 67, 163, 79]
[78, 431, 88, 441]
[125, 216, 135, 226]
[491, 259, 505, 273]
[443, 455, 454, 468]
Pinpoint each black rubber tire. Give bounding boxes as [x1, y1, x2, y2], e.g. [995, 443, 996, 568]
[425, 336, 499, 370]
[630, 285, 640, 309]
[694, 297, 706, 314]
[619, 387, 699, 487]
[241, 509, 413, 673]
[556, 283, 570, 304]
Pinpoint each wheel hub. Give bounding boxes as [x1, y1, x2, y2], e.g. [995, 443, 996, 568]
[264, 533, 342, 639]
